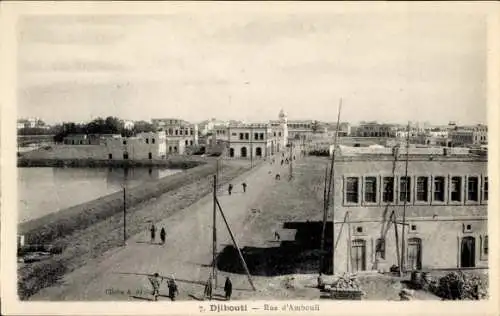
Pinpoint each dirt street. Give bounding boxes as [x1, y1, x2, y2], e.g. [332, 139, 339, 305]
[29, 155, 290, 301]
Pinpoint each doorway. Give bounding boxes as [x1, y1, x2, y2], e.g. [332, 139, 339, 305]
[351, 239, 366, 272]
[461, 236, 476, 268]
[148, 152, 152, 159]
[123, 152, 129, 160]
[241, 147, 247, 158]
[229, 148, 234, 158]
[256, 147, 262, 157]
[407, 238, 422, 270]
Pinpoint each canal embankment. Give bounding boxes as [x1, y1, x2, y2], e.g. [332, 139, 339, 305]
[18, 159, 256, 299]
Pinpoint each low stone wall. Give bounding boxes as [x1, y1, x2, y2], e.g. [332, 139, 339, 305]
[17, 158, 203, 169]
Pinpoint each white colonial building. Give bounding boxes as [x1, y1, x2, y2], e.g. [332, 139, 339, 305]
[105, 131, 167, 160]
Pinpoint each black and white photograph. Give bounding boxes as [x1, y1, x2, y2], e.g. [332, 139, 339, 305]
[1, 2, 499, 315]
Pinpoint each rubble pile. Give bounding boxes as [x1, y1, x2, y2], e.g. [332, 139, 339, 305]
[332, 273, 362, 291]
[430, 271, 487, 300]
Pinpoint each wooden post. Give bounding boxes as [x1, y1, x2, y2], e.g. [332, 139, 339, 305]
[392, 211, 402, 277]
[320, 164, 329, 273]
[347, 212, 352, 273]
[123, 187, 126, 245]
[400, 121, 411, 275]
[325, 98, 342, 274]
[215, 197, 256, 291]
[212, 175, 217, 289]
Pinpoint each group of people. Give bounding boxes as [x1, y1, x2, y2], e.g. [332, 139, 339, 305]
[150, 224, 167, 245]
[227, 182, 246, 195]
[148, 273, 179, 301]
[204, 275, 233, 301]
[148, 273, 233, 302]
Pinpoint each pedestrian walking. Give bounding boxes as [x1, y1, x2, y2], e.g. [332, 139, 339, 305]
[160, 227, 166, 245]
[242, 182, 247, 193]
[204, 275, 213, 300]
[168, 275, 179, 301]
[150, 224, 156, 244]
[224, 277, 233, 301]
[228, 184, 233, 196]
[148, 273, 164, 301]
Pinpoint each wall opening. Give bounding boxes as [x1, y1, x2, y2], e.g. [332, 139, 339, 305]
[461, 236, 476, 268]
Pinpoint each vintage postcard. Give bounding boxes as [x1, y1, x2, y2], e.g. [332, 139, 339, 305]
[1, 1, 499, 316]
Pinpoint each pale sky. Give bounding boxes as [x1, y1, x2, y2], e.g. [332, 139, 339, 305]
[17, 8, 487, 125]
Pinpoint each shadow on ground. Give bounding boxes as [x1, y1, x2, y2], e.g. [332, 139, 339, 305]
[216, 221, 333, 276]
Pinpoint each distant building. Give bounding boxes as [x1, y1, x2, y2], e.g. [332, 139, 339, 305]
[123, 121, 135, 130]
[354, 122, 398, 137]
[449, 124, 488, 147]
[105, 131, 167, 160]
[17, 118, 48, 130]
[152, 118, 199, 148]
[227, 123, 276, 159]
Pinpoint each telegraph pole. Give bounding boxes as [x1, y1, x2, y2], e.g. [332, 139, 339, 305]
[212, 175, 217, 289]
[400, 121, 411, 274]
[123, 186, 126, 245]
[325, 98, 342, 274]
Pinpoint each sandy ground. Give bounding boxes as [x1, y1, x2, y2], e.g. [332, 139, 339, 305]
[28, 152, 440, 301]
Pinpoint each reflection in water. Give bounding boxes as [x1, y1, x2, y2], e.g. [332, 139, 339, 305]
[18, 167, 182, 223]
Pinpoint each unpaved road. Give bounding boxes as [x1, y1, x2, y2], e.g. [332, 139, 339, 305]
[29, 155, 292, 301]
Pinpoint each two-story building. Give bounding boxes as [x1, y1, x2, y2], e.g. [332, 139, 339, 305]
[151, 118, 199, 149]
[354, 122, 398, 138]
[449, 124, 488, 147]
[316, 147, 488, 274]
[227, 123, 277, 159]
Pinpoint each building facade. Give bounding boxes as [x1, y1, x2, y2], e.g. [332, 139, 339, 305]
[227, 123, 276, 159]
[151, 118, 199, 147]
[325, 150, 487, 274]
[449, 124, 488, 147]
[354, 122, 398, 138]
[105, 131, 167, 160]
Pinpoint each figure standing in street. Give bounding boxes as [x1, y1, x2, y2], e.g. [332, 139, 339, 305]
[160, 227, 166, 245]
[150, 224, 156, 244]
[228, 184, 233, 196]
[168, 275, 179, 301]
[242, 182, 247, 193]
[204, 275, 213, 300]
[224, 277, 233, 301]
[148, 273, 164, 301]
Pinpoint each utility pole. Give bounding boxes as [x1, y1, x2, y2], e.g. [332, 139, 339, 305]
[123, 186, 126, 245]
[400, 121, 411, 275]
[215, 197, 256, 291]
[212, 175, 217, 289]
[325, 98, 342, 274]
[250, 125, 253, 168]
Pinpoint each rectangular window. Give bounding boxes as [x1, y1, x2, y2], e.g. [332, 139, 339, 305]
[232, 133, 237, 136]
[467, 176, 479, 201]
[364, 177, 377, 203]
[152, 138, 155, 144]
[416, 177, 428, 202]
[433, 176, 445, 202]
[260, 133, 264, 140]
[245, 133, 249, 140]
[191, 130, 194, 136]
[375, 238, 386, 260]
[399, 176, 411, 202]
[345, 177, 359, 203]
[254, 133, 259, 140]
[239, 133, 244, 140]
[484, 176, 488, 201]
[279, 132, 282, 137]
[451, 176, 462, 202]
[383, 177, 394, 203]
[185, 140, 188, 146]
[484, 235, 488, 256]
